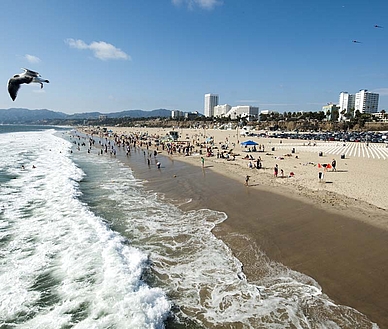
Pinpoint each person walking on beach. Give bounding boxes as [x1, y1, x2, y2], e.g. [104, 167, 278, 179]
[201, 156, 205, 168]
[245, 175, 250, 186]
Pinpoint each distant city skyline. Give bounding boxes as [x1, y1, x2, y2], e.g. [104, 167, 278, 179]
[1, 1, 387, 114]
[208, 89, 381, 121]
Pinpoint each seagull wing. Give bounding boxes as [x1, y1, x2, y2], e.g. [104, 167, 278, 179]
[8, 75, 34, 101]
[22, 68, 40, 77]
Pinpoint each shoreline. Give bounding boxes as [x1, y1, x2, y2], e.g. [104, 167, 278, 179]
[78, 126, 388, 327]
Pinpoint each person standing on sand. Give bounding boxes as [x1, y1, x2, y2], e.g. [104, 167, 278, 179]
[274, 164, 278, 177]
[245, 175, 250, 186]
[256, 157, 261, 169]
[318, 170, 324, 182]
[201, 156, 205, 168]
[332, 159, 337, 171]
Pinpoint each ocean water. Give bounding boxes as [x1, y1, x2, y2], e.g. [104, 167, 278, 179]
[0, 126, 379, 328]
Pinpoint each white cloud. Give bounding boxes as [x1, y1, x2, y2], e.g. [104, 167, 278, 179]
[172, 0, 222, 10]
[25, 54, 41, 63]
[370, 88, 388, 96]
[65, 38, 130, 61]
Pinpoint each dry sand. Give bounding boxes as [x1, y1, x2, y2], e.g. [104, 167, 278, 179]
[81, 126, 388, 327]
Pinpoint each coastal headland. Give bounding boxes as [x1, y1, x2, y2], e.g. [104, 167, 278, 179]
[79, 126, 388, 327]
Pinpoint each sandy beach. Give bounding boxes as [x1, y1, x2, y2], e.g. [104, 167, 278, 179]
[81, 126, 388, 327]
[103, 126, 388, 220]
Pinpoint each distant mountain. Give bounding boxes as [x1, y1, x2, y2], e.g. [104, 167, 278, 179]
[108, 109, 172, 118]
[66, 112, 106, 120]
[67, 109, 171, 119]
[0, 108, 172, 124]
[0, 108, 68, 123]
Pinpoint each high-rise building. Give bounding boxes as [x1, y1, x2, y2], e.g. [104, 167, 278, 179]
[338, 92, 355, 121]
[204, 93, 219, 117]
[338, 90, 379, 120]
[355, 89, 379, 114]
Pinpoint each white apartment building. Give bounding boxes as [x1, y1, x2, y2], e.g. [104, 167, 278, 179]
[338, 92, 355, 120]
[204, 93, 219, 117]
[171, 110, 184, 119]
[213, 104, 232, 117]
[355, 89, 379, 114]
[322, 103, 340, 121]
[337, 90, 379, 120]
[225, 105, 259, 121]
[372, 112, 388, 123]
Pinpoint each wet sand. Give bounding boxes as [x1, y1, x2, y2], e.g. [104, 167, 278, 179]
[126, 150, 388, 328]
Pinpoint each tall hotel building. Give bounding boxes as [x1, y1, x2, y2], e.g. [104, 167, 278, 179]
[338, 92, 355, 120]
[355, 89, 379, 114]
[339, 92, 355, 113]
[204, 93, 219, 117]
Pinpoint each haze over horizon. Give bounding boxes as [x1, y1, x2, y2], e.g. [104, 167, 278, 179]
[1, 0, 387, 115]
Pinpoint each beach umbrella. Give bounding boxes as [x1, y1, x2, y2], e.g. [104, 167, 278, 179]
[240, 140, 258, 146]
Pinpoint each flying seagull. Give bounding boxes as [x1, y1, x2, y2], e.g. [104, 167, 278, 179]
[352, 40, 362, 43]
[8, 68, 50, 101]
[374, 25, 383, 28]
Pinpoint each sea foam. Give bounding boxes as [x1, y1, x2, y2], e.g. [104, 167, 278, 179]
[0, 130, 170, 329]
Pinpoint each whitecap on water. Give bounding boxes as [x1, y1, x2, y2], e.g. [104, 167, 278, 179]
[0, 129, 170, 329]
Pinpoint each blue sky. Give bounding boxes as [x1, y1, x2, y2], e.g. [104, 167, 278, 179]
[1, 0, 387, 114]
